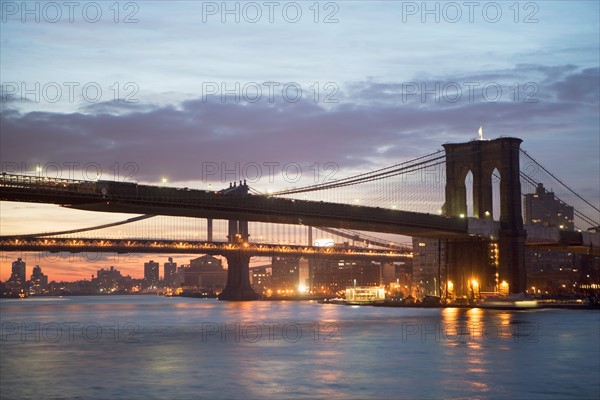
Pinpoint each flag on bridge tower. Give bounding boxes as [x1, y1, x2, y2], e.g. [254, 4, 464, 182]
[478, 124, 484, 140]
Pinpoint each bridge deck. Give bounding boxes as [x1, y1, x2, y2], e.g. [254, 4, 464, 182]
[0, 174, 467, 238]
[2, 174, 598, 255]
[0, 237, 411, 261]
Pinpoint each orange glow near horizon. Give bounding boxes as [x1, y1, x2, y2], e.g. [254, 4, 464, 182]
[0, 201, 270, 282]
[0, 201, 153, 281]
[0, 252, 210, 282]
[1, 252, 276, 283]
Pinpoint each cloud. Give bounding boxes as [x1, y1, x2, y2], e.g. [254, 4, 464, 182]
[1, 65, 598, 194]
[550, 67, 600, 104]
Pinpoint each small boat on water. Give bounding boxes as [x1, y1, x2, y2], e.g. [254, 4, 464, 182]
[479, 294, 538, 310]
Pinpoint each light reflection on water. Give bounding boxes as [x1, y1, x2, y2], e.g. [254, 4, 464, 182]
[1, 296, 598, 399]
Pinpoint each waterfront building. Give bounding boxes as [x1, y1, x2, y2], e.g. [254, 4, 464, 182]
[250, 265, 271, 294]
[524, 182, 580, 292]
[309, 258, 381, 295]
[184, 255, 227, 292]
[412, 238, 445, 297]
[271, 256, 300, 293]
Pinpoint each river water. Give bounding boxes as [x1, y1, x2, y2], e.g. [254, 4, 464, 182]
[1, 296, 598, 399]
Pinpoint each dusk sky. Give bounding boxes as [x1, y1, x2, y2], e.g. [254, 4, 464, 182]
[1, 0, 599, 281]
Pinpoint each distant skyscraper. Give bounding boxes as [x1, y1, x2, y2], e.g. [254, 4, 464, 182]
[31, 265, 48, 287]
[144, 260, 159, 288]
[30, 265, 48, 293]
[164, 257, 177, 286]
[10, 258, 26, 284]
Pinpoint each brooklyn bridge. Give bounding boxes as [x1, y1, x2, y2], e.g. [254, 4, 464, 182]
[1, 138, 598, 300]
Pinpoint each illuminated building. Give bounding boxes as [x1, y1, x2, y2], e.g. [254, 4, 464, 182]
[144, 260, 159, 288]
[271, 256, 300, 292]
[163, 257, 177, 287]
[412, 238, 445, 297]
[9, 257, 26, 286]
[524, 183, 574, 230]
[250, 265, 271, 294]
[298, 258, 309, 292]
[524, 182, 582, 292]
[29, 265, 48, 294]
[96, 266, 123, 293]
[309, 259, 381, 294]
[346, 286, 386, 304]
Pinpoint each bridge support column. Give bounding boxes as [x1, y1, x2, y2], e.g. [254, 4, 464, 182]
[219, 218, 259, 301]
[207, 218, 213, 242]
[498, 229, 527, 295]
[219, 252, 259, 301]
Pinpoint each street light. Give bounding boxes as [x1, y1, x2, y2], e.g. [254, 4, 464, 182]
[447, 281, 454, 298]
[470, 278, 479, 299]
[500, 280, 509, 295]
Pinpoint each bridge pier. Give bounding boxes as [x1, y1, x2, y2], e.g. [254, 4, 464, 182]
[219, 252, 259, 301]
[498, 229, 527, 295]
[219, 218, 259, 301]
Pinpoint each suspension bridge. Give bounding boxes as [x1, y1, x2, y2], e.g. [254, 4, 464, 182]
[1, 137, 598, 300]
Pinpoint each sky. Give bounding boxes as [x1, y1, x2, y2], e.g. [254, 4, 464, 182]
[1, 0, 599, 281]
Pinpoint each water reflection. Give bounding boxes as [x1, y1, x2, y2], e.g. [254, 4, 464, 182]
[1, 297, 598, 399]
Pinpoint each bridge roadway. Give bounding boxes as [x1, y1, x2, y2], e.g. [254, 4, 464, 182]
[0, 174, 466, 238]
[1, 174, 598, 255]
[0, 237, 411, 261]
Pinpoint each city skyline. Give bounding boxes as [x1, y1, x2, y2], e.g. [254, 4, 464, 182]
[0, 252, 268, 282]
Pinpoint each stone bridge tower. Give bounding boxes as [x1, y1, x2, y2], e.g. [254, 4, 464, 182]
[443, 137, 527, 295]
